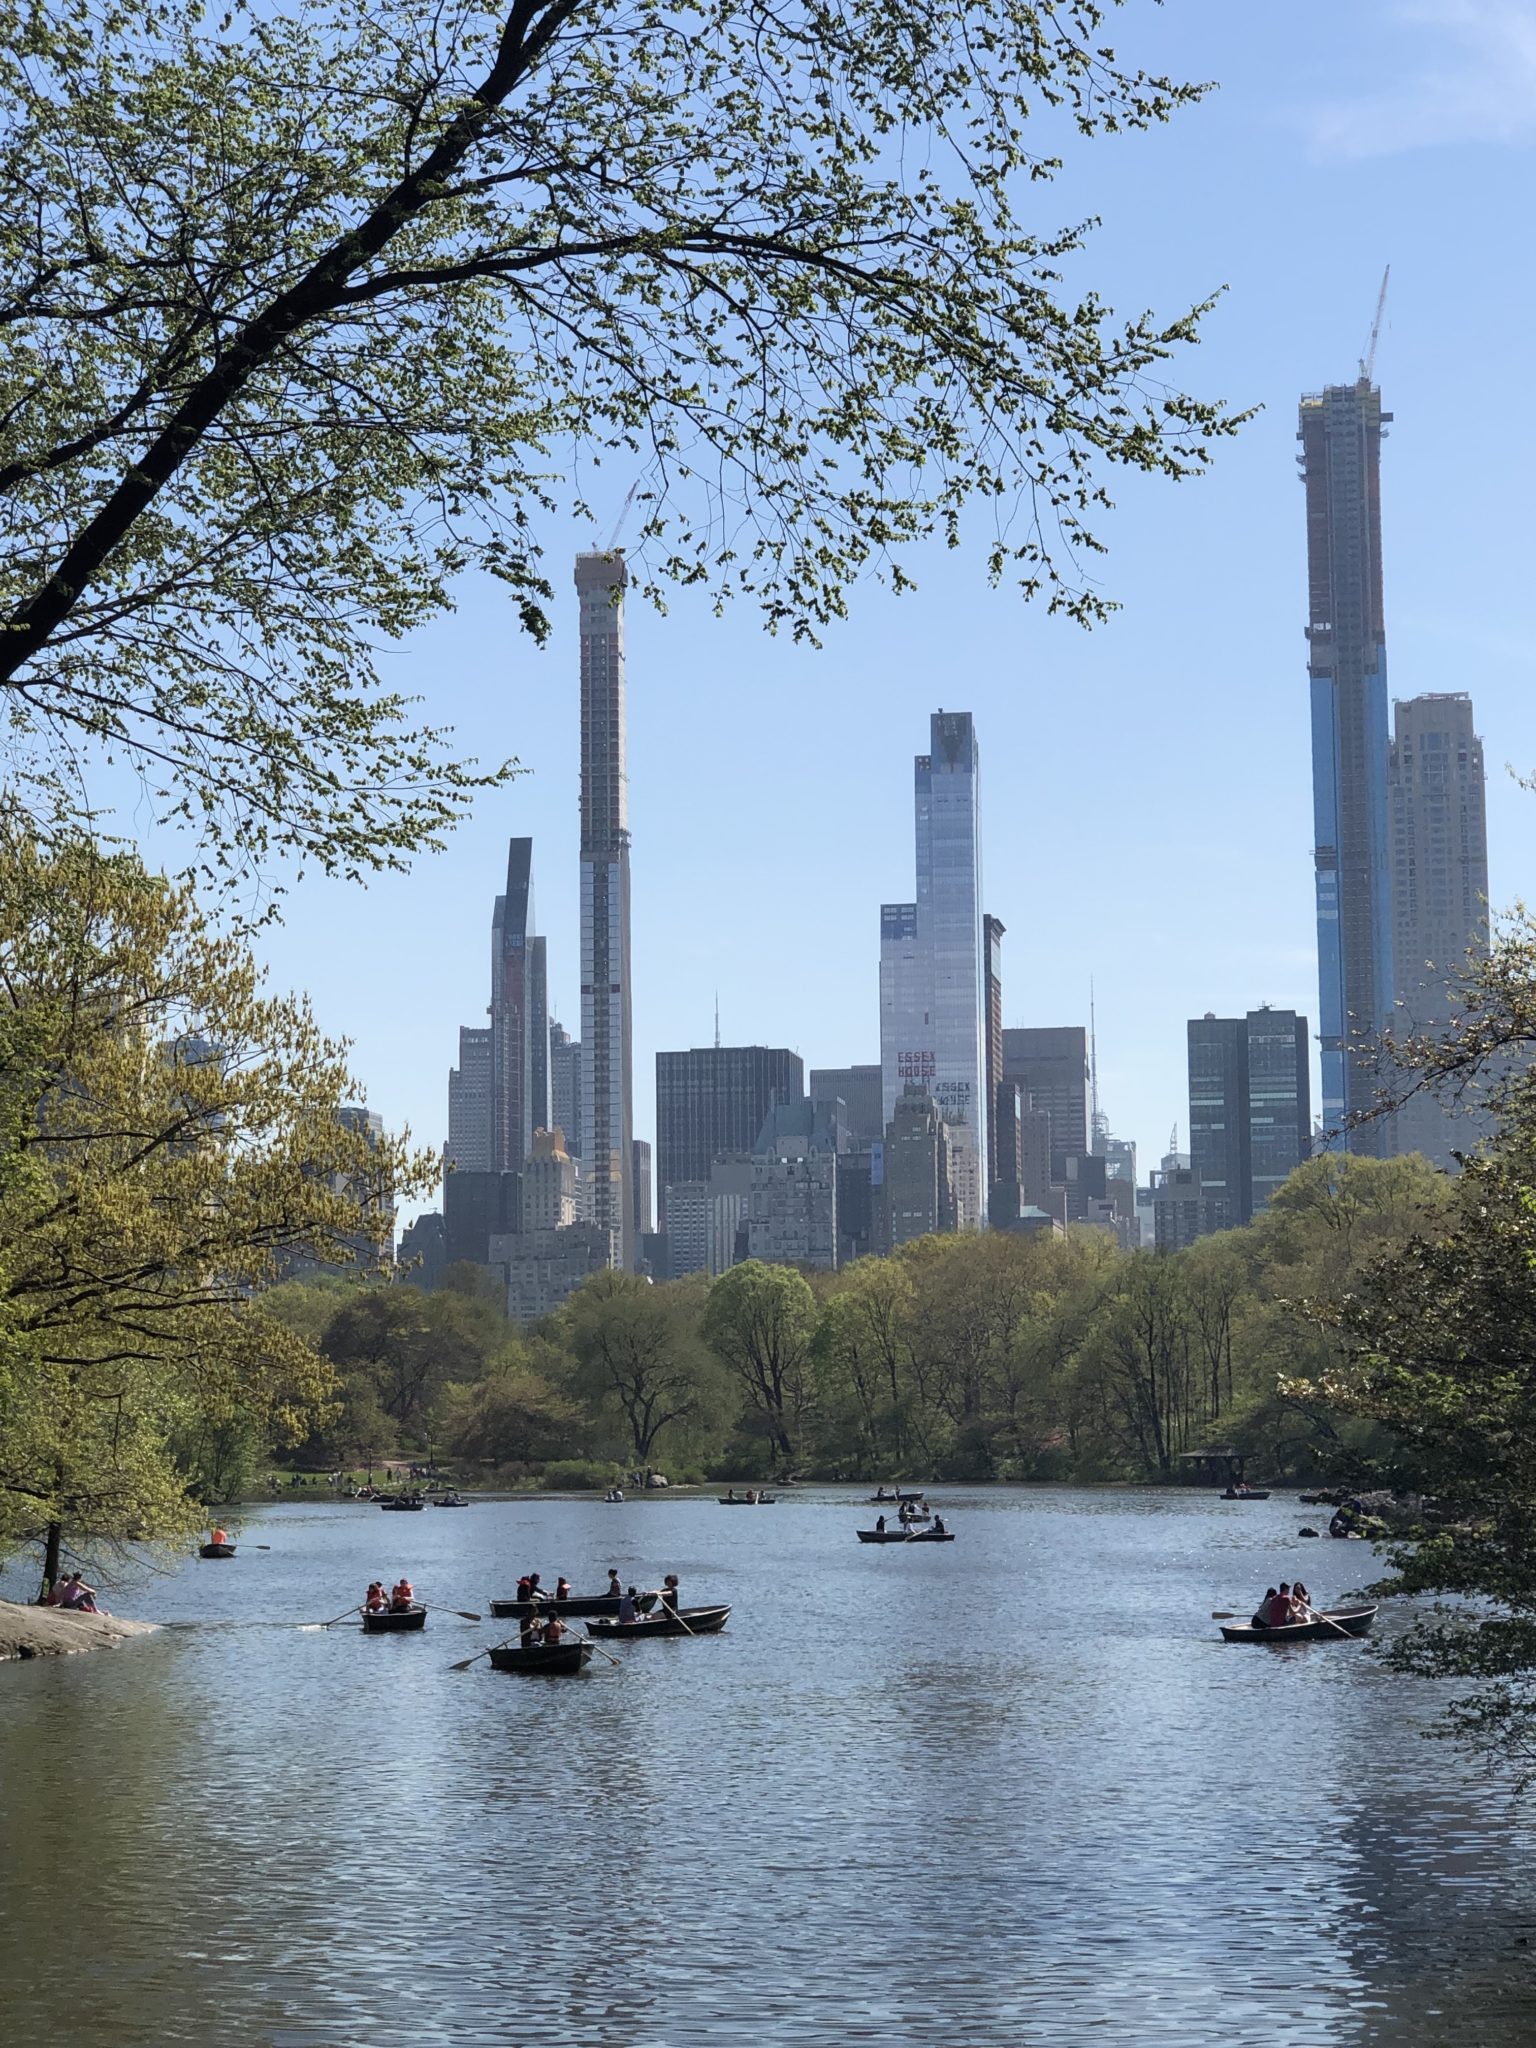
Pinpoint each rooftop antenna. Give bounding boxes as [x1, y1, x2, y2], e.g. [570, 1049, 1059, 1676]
[1169, 1120, 1179, 1160]
[1358, 265, 1390, 384]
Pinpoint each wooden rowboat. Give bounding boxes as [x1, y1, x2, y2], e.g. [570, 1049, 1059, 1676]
[1220, 1489, 1271, 1501]
[488, 1591, 658, 1619]
[378, 1495, 427, 1511]
[361, 1604, 427, 1632]
[198, 1541, 237, 1559]
[1219, 1605, 1376, 1644]
[856, 1528, 954, 1543]
[587, 1604, 731, 1638]
[487, 1638, 594, 1676]
[717, 1495, 776, 1505]
[867, 1490, 925, 1503]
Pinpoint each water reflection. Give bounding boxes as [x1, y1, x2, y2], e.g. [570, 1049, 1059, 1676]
[0, 1488, 1532, 2045]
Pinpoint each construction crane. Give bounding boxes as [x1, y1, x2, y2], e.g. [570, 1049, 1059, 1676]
[1358, 265, 1390, 384]
[604, 479, 640, 554]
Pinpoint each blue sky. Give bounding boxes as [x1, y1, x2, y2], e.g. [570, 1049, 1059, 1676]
[242, 0, 1536, 1210]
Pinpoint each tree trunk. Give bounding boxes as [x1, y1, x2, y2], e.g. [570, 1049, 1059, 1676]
[41, 1519, 62, 1602]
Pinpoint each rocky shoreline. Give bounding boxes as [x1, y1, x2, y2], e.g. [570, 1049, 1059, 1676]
[0, 1600, 157, 1662]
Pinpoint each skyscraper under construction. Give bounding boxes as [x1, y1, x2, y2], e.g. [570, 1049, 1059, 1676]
[1299, 374, 1394, 1151]
[575, 551, 635, 1269]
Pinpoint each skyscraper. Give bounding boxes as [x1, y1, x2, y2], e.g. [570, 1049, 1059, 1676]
[490, 837, 544, 1176]
[809, 1064, 884, 1145]
[655, 1045, 804, 1224]
[549, 1021, 582, 1159]
[1389, 693, 1490, 1167]
[1187, 1007, 1311, 1230]
[879, 711, 987, 1227]
[576, 550, 635, 1269]
[1000, 1026, 1088, 1181]
[1300, 375, 1394, 1150]
[446, 1026, 493, 1171]
[983, 914, 1004, 1196]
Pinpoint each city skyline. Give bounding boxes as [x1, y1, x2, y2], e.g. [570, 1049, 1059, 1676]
[242, 8, 1536, 1220]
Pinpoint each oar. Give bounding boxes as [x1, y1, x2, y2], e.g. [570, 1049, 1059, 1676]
[1298, 1603, 1355, 1639]
[298, 1605, 362, 1631]
[450, 1637, 510, 1673]
[575, 1630, 624, 1668]
[422, 1604, 482, 1622]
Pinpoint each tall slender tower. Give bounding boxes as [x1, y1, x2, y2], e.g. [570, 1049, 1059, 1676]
[879, 710, 987, 1227]
[1299, 375, 1395, 1150]
[575, 551, 634, 1269]
[490, 836, 543, 1176]
[1389, 693, 1489, 1167]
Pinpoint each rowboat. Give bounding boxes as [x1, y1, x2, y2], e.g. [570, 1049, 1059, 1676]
[378, 1495, 427, 1511]
[856, 1528, 954, 1544]
[1219, 1605, 1376, 1644]
[198, 1541, 237, 1559]
[488, 1591, 658, 1619]
[430, 1494, 471, 1507]
[587, 1604, 731, 1638]
[867, 1490, 925, 1503]
[1221, 1489, 1271, 1501]
[487, 1638, 594, 1676]
[362, 1604, 427, 1633]
[717, 1495, 776, 1505]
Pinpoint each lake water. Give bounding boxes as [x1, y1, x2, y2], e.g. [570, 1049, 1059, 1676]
[0, 1486, 1532, 2047]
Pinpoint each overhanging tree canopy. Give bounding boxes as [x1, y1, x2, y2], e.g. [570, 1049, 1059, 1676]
[0, 0, 1240, 879]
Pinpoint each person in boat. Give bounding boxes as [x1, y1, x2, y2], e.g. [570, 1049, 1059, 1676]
[525, 1572, 544, 1604]
[932, 1515, 946, 1535]
[1250, 1588, 1277, 1628]
[390, 1576, 415, 1612]
[555, 1576, 572, 1602]
[515, 1573, 533, 1602]
[1263, 1583, 1296, 1628]
[618, 1585, 639, 1624]
[659, 1573, 680, 1615]
[1292, 1580, 1315, 1619]
[726, 1487, 737, 1501]
[607, 1569, 622, 1598]
[364, 1581, 389, 1613]
[210, 1526, 230, 1548]
[540, 1613, 567, 1646]
[875, 1513, 887, 1533]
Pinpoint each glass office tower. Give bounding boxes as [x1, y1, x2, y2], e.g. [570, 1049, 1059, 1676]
[1299, 376, 1394, 1151]
[879, 710, 987, 1227]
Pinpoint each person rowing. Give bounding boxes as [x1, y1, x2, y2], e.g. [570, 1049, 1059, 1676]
[364, 1581, 389, 1613]
[390, 1576, 415, 1612]
[541, 1613, 568, 1646]
[659, 1573, 680, 1616]
[875, 1513, 887, 1534]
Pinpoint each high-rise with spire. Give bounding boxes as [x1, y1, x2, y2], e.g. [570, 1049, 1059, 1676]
[1299, 369, 1395, 1150]
[575, 551, 635, 1269]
